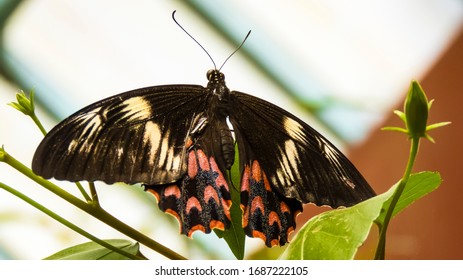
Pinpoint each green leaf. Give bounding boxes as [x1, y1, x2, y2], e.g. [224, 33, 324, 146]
[376, 171, 441, 225]
[279, 172, 441, 260]
[214, 144, 246, 259]
[44, 239, 143, 260]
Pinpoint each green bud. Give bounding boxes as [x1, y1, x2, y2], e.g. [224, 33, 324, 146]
[8, 90, 35, 116]
[404, 80, 429, 139]
[382, 80, 450, 141]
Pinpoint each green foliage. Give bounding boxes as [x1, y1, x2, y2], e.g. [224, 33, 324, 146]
[280, 172, 441, 260]
[44, 239, 143, 260]
[375, 172, 441, 225]
[213, 145, 246, 259]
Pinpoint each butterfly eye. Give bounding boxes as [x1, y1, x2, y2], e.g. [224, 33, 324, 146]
[207, 69, 214, 80]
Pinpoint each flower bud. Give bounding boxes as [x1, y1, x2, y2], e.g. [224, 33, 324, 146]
[404, 80, 429, 139]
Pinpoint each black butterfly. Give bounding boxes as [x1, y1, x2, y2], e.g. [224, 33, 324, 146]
[32, 68, 375, 247]
[32, 15, 375, 246]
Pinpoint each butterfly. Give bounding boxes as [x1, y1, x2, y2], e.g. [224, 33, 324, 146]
[31, 14, 375, 247]
[32, 67, 375, 247]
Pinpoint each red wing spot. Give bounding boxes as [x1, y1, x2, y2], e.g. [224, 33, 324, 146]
[146, 189, 160, 202]
[196, 149, 210, 171]
[204, 185, 220, 205]
[209, 220, 225, 231]
[241, 165, 251, 192]
[268, 211, 282, 229]
[251, 160, 262, 182]
[186, 197, 202, 214]
[188, 150, 198, 178]
[209, 157, 229, 191]
[251, 196, 265, 214]
[164, 184, 181, 199]
[188, 225, 206, 237]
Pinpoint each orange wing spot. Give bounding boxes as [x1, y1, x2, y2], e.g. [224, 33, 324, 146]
[164, 184, 181, 198]
[165, 209, 181, 224]
[146, 189, 160, 202]
[204, 185, 220, 205]
[270, 239, 279, 247]
[251, 196, 265, 214]
[209, 157, 229, 191]
[242, 206, 250, 227]
[209, 220, 225, 231]
[286, 226, 295, 236]
[186, 196, 202, 214]
[221, 198, 232, 221]
[241, 165, 251, 192]
[185, 137, 193, 149]
[188, 225, 206, 237]
[280, 201, 290, 213]
[251, 161, 272, 191]
[251, 160, 262, 181]
[188, 150, 198, 178]
[268, 211, 282, 229]
[196, 149, 210, 171]
[262, 171, 272, 191]
[252, 230, 267, 243]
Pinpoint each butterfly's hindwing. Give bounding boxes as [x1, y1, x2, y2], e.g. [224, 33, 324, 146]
[146, 148, 232, 236]
[240, 160, 302, 247]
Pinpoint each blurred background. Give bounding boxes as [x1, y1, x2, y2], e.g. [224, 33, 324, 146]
[0, 0, 462, 259]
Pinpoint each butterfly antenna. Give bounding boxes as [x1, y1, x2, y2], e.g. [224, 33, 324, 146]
[172, 10, 217, 69]
[218, 30, 251, 71]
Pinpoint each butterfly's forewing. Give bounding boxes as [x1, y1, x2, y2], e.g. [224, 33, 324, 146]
[230, 91, 375, 207]
[229, 91, 375, 245]
[32, 85, 209, 185]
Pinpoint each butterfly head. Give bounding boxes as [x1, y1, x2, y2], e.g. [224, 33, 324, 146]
[207, 69, 225, 84]
[206, 69, 229, 99]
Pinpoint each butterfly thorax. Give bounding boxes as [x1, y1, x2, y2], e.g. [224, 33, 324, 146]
[196, 69, 235, 169]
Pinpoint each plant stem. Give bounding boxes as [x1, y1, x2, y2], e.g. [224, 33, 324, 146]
[88, 181, 100, 207]
[374, 137, 420, 259]
[2, 150, 187, 260]
[75, 181, 92, 202]
[0, 182, 144, 260]
[30, 114, 47, 136]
